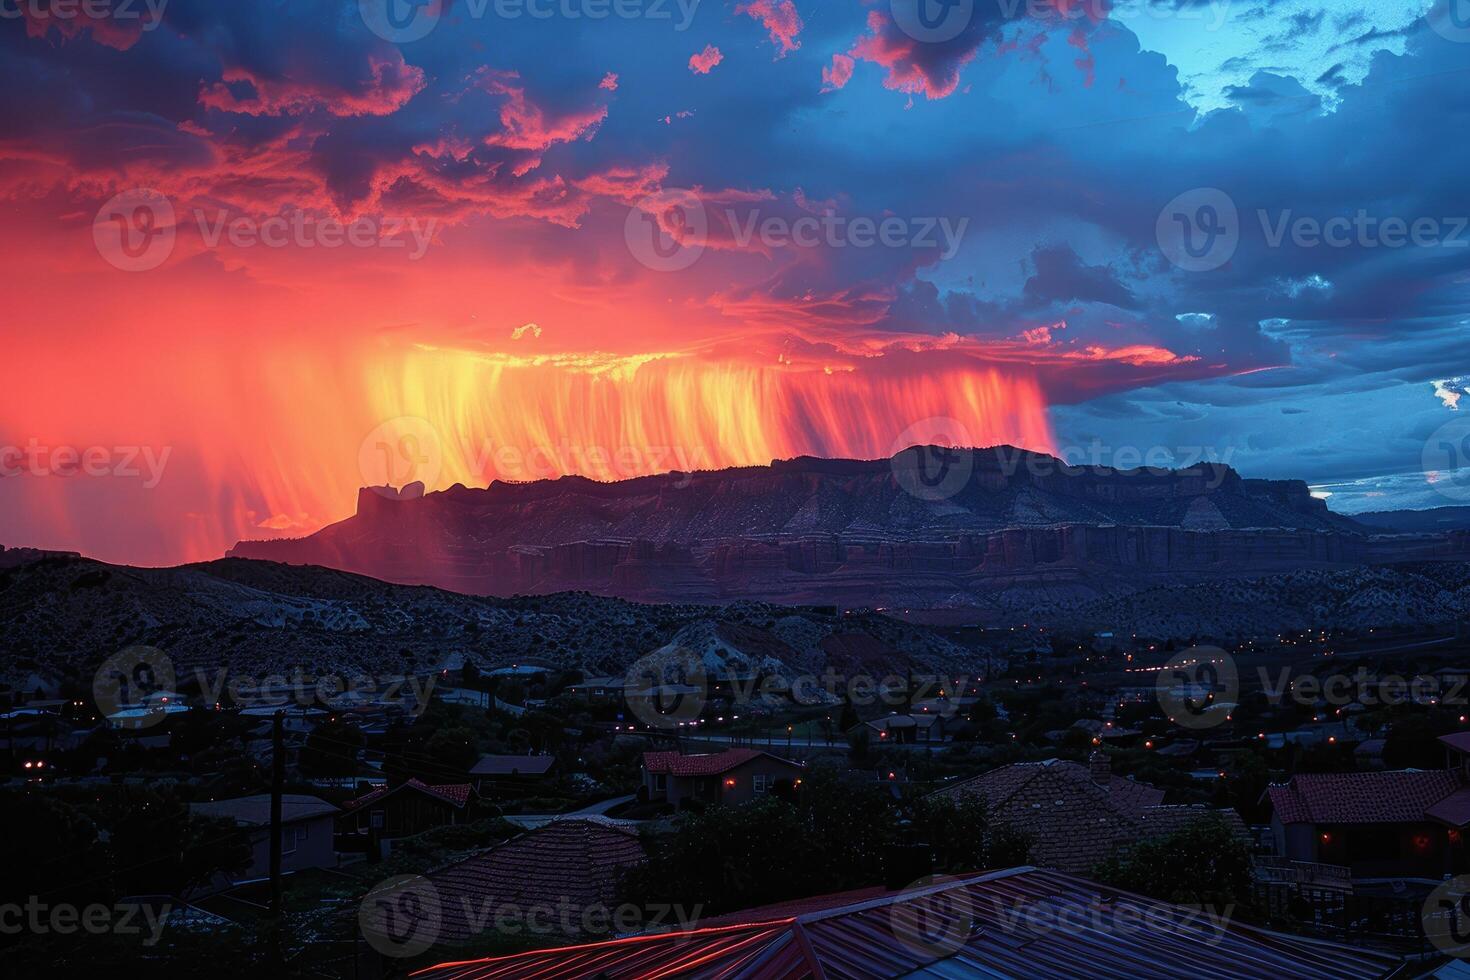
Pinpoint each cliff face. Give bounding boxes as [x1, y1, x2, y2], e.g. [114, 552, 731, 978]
[228, 447, 1468, 607]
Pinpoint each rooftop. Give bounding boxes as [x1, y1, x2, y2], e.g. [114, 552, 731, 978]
[190, 794, 337, 827]
[470, 754, 557, 777]
[411, 819, 646, 945]
[342, 778, 472, 810]
[1266, 769, 1461, 825]
[930, 759, 1245, 874]
[642, 749, 801, 778]
[410, 866, 1400, 979]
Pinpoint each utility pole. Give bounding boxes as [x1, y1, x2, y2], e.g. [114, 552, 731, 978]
[269, 708, 285, 968]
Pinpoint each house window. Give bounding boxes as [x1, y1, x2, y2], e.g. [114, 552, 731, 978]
[653, 774, 667, 792]
[370, 811, 385, 830]
[282, 827, 298, 855]
[753, 774, 769, 795]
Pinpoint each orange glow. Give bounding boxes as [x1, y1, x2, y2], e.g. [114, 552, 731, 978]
[2, 333, 1052, 565]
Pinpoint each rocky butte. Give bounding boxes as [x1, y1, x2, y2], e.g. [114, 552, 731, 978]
[228, 446, 1470, 610]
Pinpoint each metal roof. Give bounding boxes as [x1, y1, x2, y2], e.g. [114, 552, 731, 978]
[411, 867, 1403, 980]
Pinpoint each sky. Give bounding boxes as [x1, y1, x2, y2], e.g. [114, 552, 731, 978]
[2, 0, 1470, 565]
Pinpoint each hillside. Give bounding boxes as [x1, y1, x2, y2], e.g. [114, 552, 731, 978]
[0, 554, 987, 688]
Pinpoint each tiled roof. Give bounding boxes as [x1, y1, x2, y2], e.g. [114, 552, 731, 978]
[411, 867, 1401, 980]
[343, 779, 472, 811]
[418, 819, 647, 945]
[641, 749, 800, 777]
[1266, 770, 1461, 825]
[931, 760, 1187, 874]
[469, 754, 556, 776]
[190, 794, 337, 827]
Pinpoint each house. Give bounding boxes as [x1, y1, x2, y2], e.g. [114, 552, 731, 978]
[411, 866, 1400, 979]
[469, 754, 558, 795]
[1262, 760, 1470, 883]
[337, 779, 474, 852]
[409, 818, 646, 948]
[861, 713, 952, 745]
[929, 753, 1245, 874]
[562, 675, 626, 704]
[642, 749, 803, 808]
[189, 794, 339, 884]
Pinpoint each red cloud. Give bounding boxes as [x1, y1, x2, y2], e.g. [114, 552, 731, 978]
[689, 45, 724, 75]
[599, 72, 620, 91]
[475, 69, 609, 177]
[736, 0, 802, 57]
[822, 54, 855, 93]
[199, 55, 426, 117]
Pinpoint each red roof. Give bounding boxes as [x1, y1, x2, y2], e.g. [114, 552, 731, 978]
[1266, 770, 1461, 824]
[418, 818, 646, 945]
[343, 779, 472, 810]
[410, 867, 1401, 980]
[642, 749, 800, 777]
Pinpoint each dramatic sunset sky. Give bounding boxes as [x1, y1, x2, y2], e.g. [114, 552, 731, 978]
[3, 0, 1469, 565]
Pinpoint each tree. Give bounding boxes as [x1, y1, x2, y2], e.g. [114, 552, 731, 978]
[621, 770, 1026, 919]
[1091, 815, 1254, 911]
[300, 717, 365, 777]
